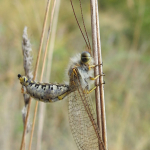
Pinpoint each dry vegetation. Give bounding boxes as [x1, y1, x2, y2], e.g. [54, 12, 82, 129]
[0, 0, 150, 150]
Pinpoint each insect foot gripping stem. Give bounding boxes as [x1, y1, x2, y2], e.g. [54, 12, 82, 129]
[90, 75, 100, 80]
[57, 91, 71, 100]
[84, 86, 97, 94]
[88, 63, 103, 70]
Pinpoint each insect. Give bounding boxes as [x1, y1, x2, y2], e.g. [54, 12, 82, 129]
[67, 51, 106, 150]
[18, 51, 98, 102]
[18, 51, 105, 149]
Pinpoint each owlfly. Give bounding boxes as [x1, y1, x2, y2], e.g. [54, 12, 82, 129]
[18, 51, 106, 150]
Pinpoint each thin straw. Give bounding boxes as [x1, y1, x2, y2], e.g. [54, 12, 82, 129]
[20, 1, 51, 150]
[28, 0, 56, 149]
[95, 0, 108, 149]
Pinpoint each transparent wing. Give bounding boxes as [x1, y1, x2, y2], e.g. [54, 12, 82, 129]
[69, 89, 98, 150]
[69, 84, 105, 150]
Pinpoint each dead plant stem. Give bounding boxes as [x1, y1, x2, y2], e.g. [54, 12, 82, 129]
[29, 0, 56, 150]
[20, 1, 51, 150]
[95, 0, 108, 149]
[90, 0, 107, 149]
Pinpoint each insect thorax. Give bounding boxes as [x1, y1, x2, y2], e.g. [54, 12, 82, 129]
[68, 61, 93, 91]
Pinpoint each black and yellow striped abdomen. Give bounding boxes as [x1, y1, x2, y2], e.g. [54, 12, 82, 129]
[18, 74, 70, 102]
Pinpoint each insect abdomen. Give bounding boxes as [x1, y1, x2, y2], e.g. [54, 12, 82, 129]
[18, 74, 70, 102]
[26, 82, 69, 102]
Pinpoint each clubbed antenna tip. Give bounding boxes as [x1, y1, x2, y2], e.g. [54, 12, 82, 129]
[18, 74, 21, 78]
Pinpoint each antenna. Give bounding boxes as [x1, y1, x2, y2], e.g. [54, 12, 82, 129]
[69, 0, 91, 53]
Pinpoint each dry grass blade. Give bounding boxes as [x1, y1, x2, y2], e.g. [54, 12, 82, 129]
[36, 1, 61, 148]
[95, 0, 108, 149]
[90, 0, 108, 149]
[90, 0, 101, 131]
[46, 0, 60, 81]
[22, 26, 33, 113]
[22, 27, 33, 81]
[33, 0, 51, 79]
[20, 1, 51, 150]
[21, 27, 33, 150]
[28, 0, 57, 149]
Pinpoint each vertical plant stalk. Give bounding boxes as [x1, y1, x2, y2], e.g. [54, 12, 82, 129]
[33, 0, 51, 80]
[95, 0, 108, 149]
[90, 0, 102, 149]
[21, 26, 33, 150]
[28, 0, 57, 150]
[90, 0, 101, 131]
[46, 0, 60, 81]
[90, 0, 108, 149]
[36, 103, 46, 150]
[20, 1, 51, 150]
[22, 26, 33, 125]
[36, 0, 60, 149]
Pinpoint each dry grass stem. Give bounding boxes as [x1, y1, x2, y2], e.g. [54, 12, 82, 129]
[29, 0, 57, 149]
[36, 103, 46, 150]
[90, 1, 102, 149]
[33, 0, 51, 79]
[20, 27, 33, 149]
[95, 0, 108, 149]
[40, 0, 56, 81]
[20, 1, 51, 150]
[90, 0, 107, 149]
[36, 0, 60, 149]
[90, 0, 100, 125]
[22, 26, 33, 107]
[46, 0, 60, 81]
[22, 26, 33, 126]
[22, 27, 33, 80]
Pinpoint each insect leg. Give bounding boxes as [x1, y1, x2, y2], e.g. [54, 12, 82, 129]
[72, 68, 78, 76]
[88, 65, 97, 70]
[58, 91, 71, 100]
[21, 87, 27, 94]
[90, 75, 100, 80]
[88, 63, 103, 70]
[84, 83, 102, 94]
[85, 86, 97, 94]
[90, 70, 105, 80]
[88, 73, 105, 94]
[69, 67, 79, 85]
[86, 80, 105, 94]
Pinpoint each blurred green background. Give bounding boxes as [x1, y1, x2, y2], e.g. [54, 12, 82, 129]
[0, 0, 150, 149]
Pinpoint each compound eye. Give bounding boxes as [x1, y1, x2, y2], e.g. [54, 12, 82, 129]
[23, 77, 28, 83]
[81, 51, 91, 64]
